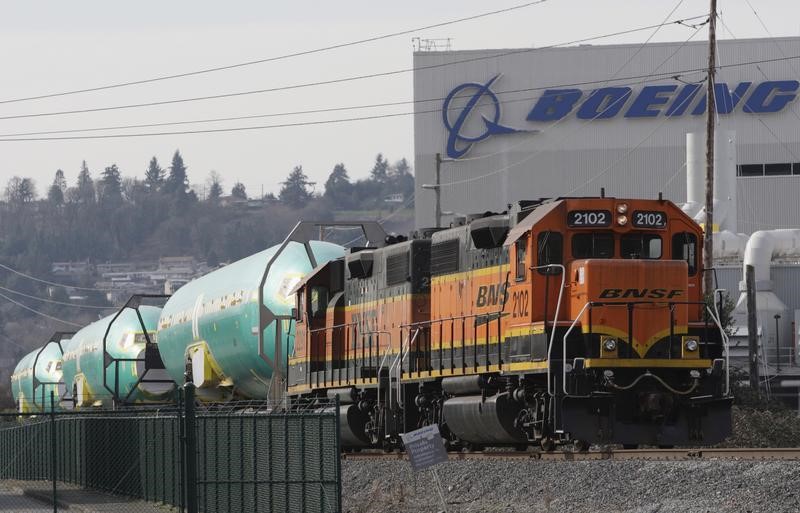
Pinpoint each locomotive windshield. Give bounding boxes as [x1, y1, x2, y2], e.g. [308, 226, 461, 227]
[572, 232, 614, 259]
[620, 233, 662, 259]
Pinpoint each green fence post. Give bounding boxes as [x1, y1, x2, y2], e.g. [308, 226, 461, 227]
[183, 383, 198, 513]
[335, 395, 342, 513]
[50, 391, 56, 513]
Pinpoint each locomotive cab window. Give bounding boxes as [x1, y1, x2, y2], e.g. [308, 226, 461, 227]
[537, 231, 563, 274]
[515, 237, 527, 281]
[621, 234, 662, 259]
[672, 232, 698, 276]
[572, 232, 614, 259]
[309, 286, 329, 318]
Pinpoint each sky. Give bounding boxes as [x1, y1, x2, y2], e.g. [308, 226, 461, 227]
[0, 0, 798, 198]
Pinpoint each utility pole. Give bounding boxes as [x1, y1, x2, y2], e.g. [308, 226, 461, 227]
[422, 153, 452, 228]
[703, 0, 717, 294]
[746, 265, 760, 393]
[434, 153, 443, 228]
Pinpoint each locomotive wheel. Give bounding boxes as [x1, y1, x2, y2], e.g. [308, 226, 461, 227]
[540, 437, 555, 452]
[574, 440, 590, 452]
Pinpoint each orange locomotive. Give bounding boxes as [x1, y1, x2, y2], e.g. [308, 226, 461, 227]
[288, 196, 731, 449]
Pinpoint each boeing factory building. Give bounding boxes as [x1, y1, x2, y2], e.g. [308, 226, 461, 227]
[413, 37, 800, 231]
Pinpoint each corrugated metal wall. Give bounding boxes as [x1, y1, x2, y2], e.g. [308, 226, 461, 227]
[413, 38, 800, 229]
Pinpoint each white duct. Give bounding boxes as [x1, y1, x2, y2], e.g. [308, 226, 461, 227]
[712, 230, 748, 261]
[732, 230, 800, 366]
[685, 131, 738, 233]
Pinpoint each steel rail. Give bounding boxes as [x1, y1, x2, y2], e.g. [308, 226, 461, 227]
[341, 447, 800, 461]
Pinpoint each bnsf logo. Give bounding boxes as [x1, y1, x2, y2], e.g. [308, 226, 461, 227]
[599, 288, 683, 299]
[476, 283, 509, 307]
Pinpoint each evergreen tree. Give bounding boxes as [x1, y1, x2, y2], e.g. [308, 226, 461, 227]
[47, 169, 66, 205]
[231, 182, 247, 200]
[77, 161, 95, 203]
[207, 171, 223, 202]
[144, 156, 165, 193]
[370, 153, 390, 183]
[279, 166, 313, 208]
[164, 150, 188, 196]
[99, 164, 123, 203]
[324, 163, 353, 209]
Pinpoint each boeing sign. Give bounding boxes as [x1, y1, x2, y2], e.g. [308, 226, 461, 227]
[442, 75, 799, 159]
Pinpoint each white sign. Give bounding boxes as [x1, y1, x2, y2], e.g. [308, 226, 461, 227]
[400, 425, 448, 472]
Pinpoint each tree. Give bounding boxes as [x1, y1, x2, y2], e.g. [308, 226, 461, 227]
[99, 164, 123, 204]
[390, 158, 414, 199]
[206, 171, 223, 202]
[144, 156, 164, 193]
[4, 176, 37, 205]
[47, 169, 66, 205]
[164, 150, 189, 196]
[231, 182, 247, 200]
[370, 153, 390, 183]
[77, 161, 95, 203]
[279, 166, 313, 208]
[324, 163, 353, 209]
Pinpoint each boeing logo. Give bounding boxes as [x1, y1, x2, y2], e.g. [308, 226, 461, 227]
[442, 77, 800, 159]
[442, 74, 536, 159]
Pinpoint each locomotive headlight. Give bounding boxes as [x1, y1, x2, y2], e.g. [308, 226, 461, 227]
[617, 215, 628, 226]
[616, 203, 628, 214]
[684, 339, 699, 352]
[603, 338, 618, 351]
[689, 370, 701, 379]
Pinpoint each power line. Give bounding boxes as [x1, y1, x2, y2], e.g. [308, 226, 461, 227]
[0, 284, 115, 310]
[0, 291, 83, 328]
[0, 14, 710, 123]
[0, 0, 550, 106]
[4, 52, 798, 143]
[0, 262, 115, 292]
[436, 17, 705, 189]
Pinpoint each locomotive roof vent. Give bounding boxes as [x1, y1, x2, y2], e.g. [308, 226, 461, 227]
[470, 215, 510, 249]
[347, 250, 374, 278]
[411, 227, 447, 240]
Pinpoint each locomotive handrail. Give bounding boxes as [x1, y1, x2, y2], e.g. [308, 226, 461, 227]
[710, 289, 731, 396]
[533, 264, 566, 397]
[390, 328, 420, 408]
[561, 302, 592, 397]
[560, 299, 730, 398]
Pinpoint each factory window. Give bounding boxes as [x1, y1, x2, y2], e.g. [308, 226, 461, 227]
[737, 162, 800, 177]
[515, 237, 527, 281]
[621, 234, 662, 259]
[537, 231, 563, 275]
[738, 164, 763, 176]
[672, 232, 698, 276]
[765, 163, 792, 176]
[572, 232, 614, 259]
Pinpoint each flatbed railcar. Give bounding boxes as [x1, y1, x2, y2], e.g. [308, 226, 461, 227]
[288, 197, 732, 449]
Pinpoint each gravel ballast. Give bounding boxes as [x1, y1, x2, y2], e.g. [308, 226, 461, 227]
[342, 459, 798, 513]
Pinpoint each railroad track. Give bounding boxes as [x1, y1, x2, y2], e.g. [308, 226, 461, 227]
[342, 447, 800, 461]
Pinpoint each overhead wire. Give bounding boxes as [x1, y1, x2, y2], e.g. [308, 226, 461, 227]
[0, 0, 550, 106]
[0, 284, 116, 310]
[0, 14, 712, 123]
[0, 291, 84, 328]
[4, 53, 800, 143]
[436, 19, 707, 189]
[451, 0, 689, 164]
[0, 262, 115, 292]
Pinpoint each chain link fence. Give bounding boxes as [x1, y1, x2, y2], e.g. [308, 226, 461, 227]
[0, 387, 342, 513]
